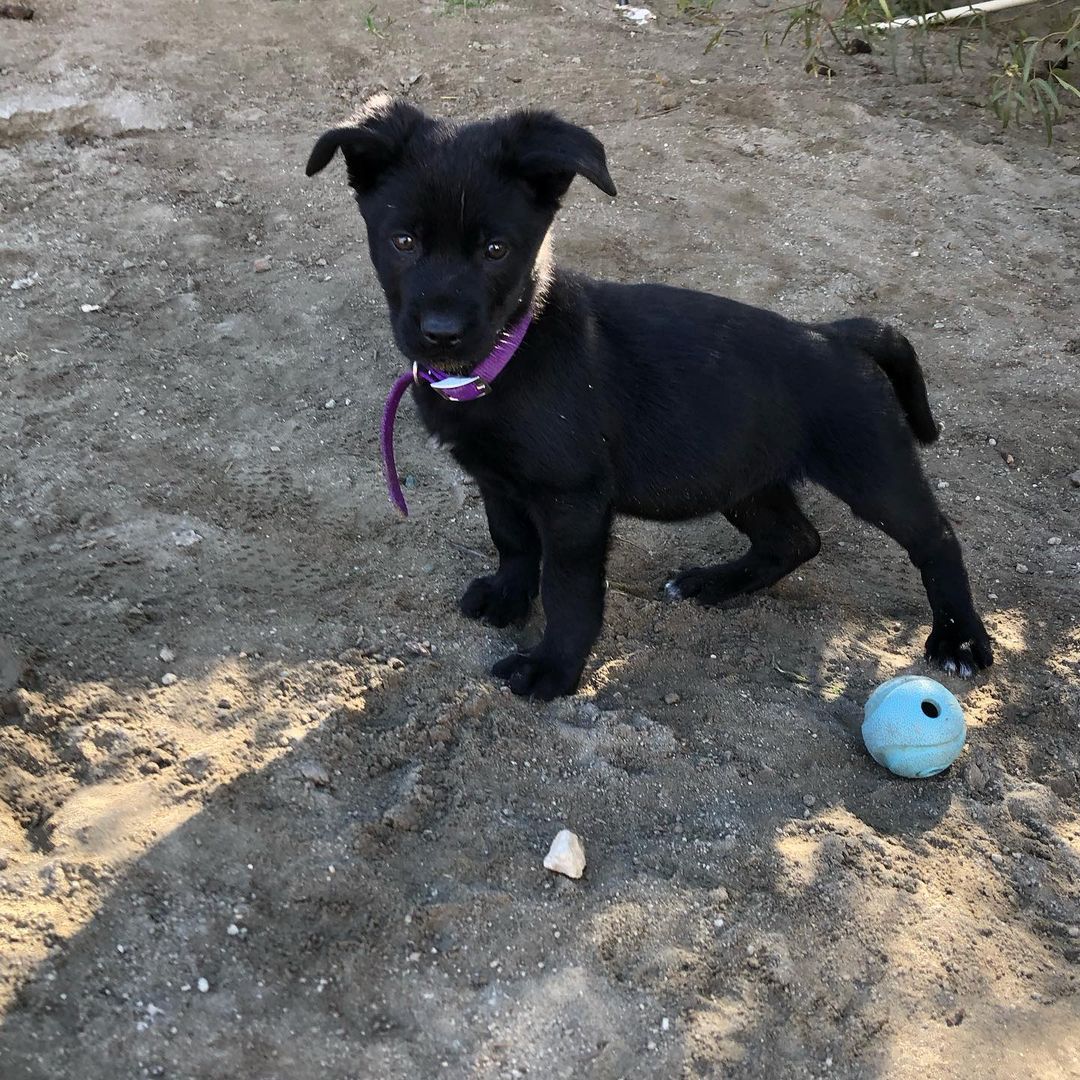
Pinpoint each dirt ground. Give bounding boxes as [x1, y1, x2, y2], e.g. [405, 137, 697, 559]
[1, 0, 1079, 1077]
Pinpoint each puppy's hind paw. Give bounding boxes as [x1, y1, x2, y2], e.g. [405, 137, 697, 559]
[925, 622, 993, 679]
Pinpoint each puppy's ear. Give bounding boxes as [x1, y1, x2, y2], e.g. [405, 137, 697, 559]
[306, 94, 429, 193]
[504, 111, 617, 205]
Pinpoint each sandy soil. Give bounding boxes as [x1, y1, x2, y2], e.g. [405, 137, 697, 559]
[1, 1, 1079, 1077]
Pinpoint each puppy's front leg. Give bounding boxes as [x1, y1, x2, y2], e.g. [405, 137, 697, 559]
[492, 495, 611, 700]
[460, 486, 541, 627]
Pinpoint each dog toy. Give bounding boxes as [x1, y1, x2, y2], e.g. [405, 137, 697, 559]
[862, 674, 966, 778]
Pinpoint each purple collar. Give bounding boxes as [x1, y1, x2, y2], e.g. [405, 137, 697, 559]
[379, 311, 533, 516]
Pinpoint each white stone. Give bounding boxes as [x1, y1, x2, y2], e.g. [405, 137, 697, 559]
[159, 646, 176, 663]
[161, 672, 178, 686]
[543, 829, 586, 879]
[196, 977, 209, 993]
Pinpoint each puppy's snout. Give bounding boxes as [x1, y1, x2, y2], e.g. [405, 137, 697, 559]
[420, 312, 466, 349]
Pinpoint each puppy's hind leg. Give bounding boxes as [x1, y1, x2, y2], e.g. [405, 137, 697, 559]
[666, 483, 821, 606]
[815, 451, 993, 676]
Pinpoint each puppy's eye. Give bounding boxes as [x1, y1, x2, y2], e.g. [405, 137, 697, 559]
[484, 241, 508, 261]
[391, 233, 416, 253]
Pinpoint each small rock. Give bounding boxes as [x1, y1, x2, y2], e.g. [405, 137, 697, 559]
[196, 977, 209, 993]
[803, 794, 816, 808]
[253, 258, 272, 273]
[1070, 469, 1080, 489]
[159, 646, 176, 663]
[999, 450, 1015, 467]
[1067, 926, 1079, 939]
[664, 692, 680, 705]
[576, 702, 601, 726]
[543, 829, 586, 879]
[1048, 537, 1061, 546]
[324, 398, 336, 409]
[298, 761, 331, 787]
[160, 673, 178, 686]
[1016, 564, 1029, 574]
[171, 528, 203, 549]
[990, 852, 1004, 866]
[80, 303, 101, 313]
[226, 923, 239, 936]
[937, 480, 949, 490]
[659, 93, 680, 111]
[964, 762, 987, 793]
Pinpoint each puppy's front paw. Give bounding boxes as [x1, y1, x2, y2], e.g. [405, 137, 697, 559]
[460, 574, 534, 628]
[925, 620, 994, 678]
[492, 651, 582, 700]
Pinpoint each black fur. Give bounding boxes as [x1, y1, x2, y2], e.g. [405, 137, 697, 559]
[307, 97, 993, 699]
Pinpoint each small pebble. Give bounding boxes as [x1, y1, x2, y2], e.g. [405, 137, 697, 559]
[1048, 537, 1061, 546]
[197, 978, 209, 993]
[172, 528, 203, 548]
[937, 480, 949, 489]
[1069, 469, 1080, 489]
[543, 829, 586, 879]
[253, 257, 271, 273]
[803, 794, 816, 808]
[159, 646, 175, 663]
[227, 923, 239, 936]
[160, 673, 178, 686]
[664, 692, 680, 705]
[299, 761, 331, 787]
[1016, 564, 1029, 574]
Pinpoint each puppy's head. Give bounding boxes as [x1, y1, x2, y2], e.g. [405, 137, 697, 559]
[306, 95, 615, 372]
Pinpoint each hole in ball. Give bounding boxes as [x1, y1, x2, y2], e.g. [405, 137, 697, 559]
[921, 700, 940, 719]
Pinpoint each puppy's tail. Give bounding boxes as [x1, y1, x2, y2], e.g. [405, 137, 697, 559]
[825, 318, 940, 445]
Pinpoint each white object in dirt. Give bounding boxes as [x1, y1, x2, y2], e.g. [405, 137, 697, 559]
[161, 672, 178, 686]
[871, 0, 1040, 31]
[171, 528, 203, 548]
[618, 5, 655, 27]
[543, 829, 586, 879]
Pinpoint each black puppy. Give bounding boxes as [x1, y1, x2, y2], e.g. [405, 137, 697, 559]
[307, 95, 993, 699]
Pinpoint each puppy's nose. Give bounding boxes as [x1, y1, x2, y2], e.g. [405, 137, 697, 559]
[420, 312, 465, 349]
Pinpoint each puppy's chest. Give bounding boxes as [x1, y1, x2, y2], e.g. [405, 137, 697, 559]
[416, 391, 594, 495]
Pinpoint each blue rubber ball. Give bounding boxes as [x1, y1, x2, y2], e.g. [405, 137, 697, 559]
[862, 675, 966, 778]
